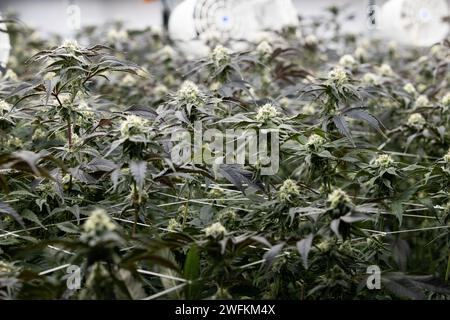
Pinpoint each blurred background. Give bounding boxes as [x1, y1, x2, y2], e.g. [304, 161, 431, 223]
[0, 0, 449, 62]
[0, 0, 369, 35]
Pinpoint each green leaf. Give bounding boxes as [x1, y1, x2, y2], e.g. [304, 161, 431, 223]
[218, 164, 264, 192]
[183, 245, 201, 299]
[391, 200, 403, 226]
[297, 234, 314, 269]
[85, 158, 117, 172]
[21, 209, 45, 229]
[56, 222, 80, 234]
[263, 243, 285, 268]
[333, 115, 354, 146]
[105, 138, 126, 157]
[340, 212, 369, 223]
[70, 166, 96, 184]
[0, 201, 24, 227]
[344, 107, 384, 134]
[330, 219, 341, 238]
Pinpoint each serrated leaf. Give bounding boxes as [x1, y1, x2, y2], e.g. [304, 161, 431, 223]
[297, 234, 314, 269]
[333, 115, 354, 146]
[119, 269, 146, 300]
[344, 107, 384, 134]
[0, 201, 24, 227]
[21, 209, 45, 229]
[85, 158, 117, 172]
[383, 277, 425, 300]
[56, 222, 80, 234]
[263, 243, 285, 268]
[218, 164, 264, 192]
[340, 212, 369, 223]
[391, 200, 403, 226]
[330, 219, 341, 238]
[125, 105, 157, 119]
[105, 138, 126, 157]
[69, 166, 96, 184]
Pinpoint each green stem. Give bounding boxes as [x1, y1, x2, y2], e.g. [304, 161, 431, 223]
[54, 93, 73, 192]
[132, 181, 138, 237]
[67, 115, 73, 149]
[181, 188, 191, 227]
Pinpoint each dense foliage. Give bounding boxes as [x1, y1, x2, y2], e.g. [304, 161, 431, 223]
[1, 10, 450, 300]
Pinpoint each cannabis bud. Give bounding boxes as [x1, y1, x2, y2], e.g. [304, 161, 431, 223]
[83, 208, 117, 234]
[167, 218, 182, 232]
[354, 47, 367, 61]
[120, 115, 148, 138]
[327, 67, 348, 85]
[362, 73, 379, 86]
[378, 64, 394, 77]
[407, 113, 426, 130]
[176, 80, 203, 105]
[415, 95, 430, 108]
[339, 54, 356, 68]
[0, 100, 11, 113]
[304, 34, 318, 47]
[203, 222, 227, 239]
[0, 260, 14, 273]
[154, 84, 169, 97]
[61, 39, 80, 52]
[441, 93, 450, 107]
[218, 209, 237, 222]
[2, 69, 18, 81]
[159, 45, 176, 60]
[327, 188, 353, 209]
[256, 41, 273, 59]
[121, 74, 137, 87]
[403, 83, 417, 96]
[373, 154, 395, 169]
[302, 104, 316, 115]
[306, 133, 326, 150]
[256, 103, 278, 123]
[278, 179, 300, 202]
[443, 149, 450, 163]
[210, 45, 232, 67]
[107, 29, 128, 43]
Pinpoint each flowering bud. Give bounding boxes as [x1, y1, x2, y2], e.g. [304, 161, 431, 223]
[203, 222, 226, 239]
[327, 188, 352, 209]
[256, 103, 278, 122]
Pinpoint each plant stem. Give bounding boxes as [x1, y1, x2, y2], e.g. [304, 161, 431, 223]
[181, 187, 191, 227]
[54, 93, 73, 192]
[53, 93, 73, 148]
[132, 181, 138, 237]
[67, 115, 73, 149]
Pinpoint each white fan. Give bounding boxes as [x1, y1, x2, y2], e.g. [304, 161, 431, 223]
[168, 0, 298, 57]
[380, 0, 450, 47]
[0, 14, 11, 70]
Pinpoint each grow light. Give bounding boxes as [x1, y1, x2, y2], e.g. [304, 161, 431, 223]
[168, 0, 298, 57]
[380, 0, 450, 47]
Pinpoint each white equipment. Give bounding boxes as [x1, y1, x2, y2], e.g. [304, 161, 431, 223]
[168, 0, 298, 57]
[0, 14, 11, 69]
[379, 0, 450, 47]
